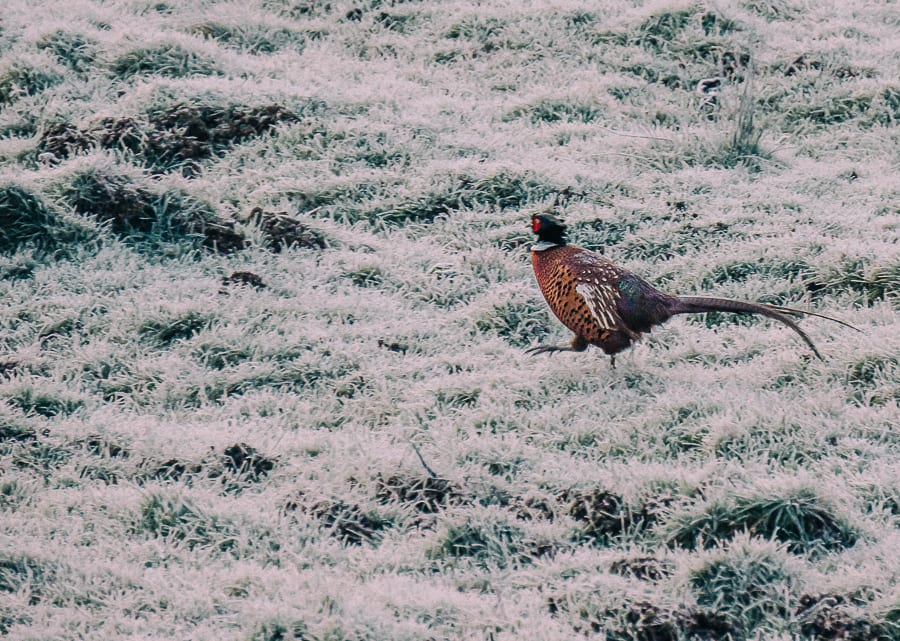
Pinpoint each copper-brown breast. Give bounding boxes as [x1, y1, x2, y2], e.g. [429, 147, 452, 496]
[532, 245, 616, 344]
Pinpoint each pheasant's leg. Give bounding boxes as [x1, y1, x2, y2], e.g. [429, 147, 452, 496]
[610, 355, 616, 370]
[525, 334, 588, 356]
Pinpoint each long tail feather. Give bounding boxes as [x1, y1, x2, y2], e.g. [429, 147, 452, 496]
[670, 296, 856, 360]
[754, 303, 861, 332]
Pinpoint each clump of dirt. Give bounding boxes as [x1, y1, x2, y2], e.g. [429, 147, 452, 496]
[146, 458, 206, 482]
[555, 598, 736, 640]
[0, 360, 21, 379]
[376, 339, 408, 354]
[221, 271, 267, 289]
[563, 488, 669, 542]
[511, 495, 558, 521]
[565, 489, 628, 539]
[795, 594, 886, 641]
[195, 217, 247, 254]
[78, 436, 129, 458]
[37, 123, 95, 161]
[67, 172, 157, 234]
[250, 208, 328, 251]
[609, 556, 672, 582]
[220, 442, 275, 481]
[306, 499, 391, 545]
[37, 103, 298, 176]
[141, 443, 274, 484]
[374, 473, 464, 515]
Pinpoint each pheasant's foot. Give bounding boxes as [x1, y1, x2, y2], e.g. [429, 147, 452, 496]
[525, 335, 588, 356]
[525, 343, 567, 356]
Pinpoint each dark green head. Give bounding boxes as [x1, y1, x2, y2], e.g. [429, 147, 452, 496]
[531, 212, 567, 245]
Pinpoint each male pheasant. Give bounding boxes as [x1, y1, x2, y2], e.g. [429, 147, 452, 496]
[527, 212, 856, 366]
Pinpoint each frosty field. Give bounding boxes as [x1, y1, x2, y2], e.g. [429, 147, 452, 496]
[1, 0, 899, 639]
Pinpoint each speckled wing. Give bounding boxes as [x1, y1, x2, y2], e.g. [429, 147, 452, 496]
[569, 252, 641, 340]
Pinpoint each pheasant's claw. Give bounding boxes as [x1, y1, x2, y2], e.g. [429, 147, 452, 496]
[525, 344, 560, 356]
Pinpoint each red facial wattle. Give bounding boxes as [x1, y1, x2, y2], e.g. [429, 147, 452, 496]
[532, 218, 541, 233]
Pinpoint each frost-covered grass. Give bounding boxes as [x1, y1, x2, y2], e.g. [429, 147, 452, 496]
[1, 0, 899, 639]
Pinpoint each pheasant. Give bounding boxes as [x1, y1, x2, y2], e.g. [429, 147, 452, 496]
[527, 212, 856, 366]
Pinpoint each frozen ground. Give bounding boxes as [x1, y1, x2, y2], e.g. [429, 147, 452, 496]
[0, 0, 898, 639]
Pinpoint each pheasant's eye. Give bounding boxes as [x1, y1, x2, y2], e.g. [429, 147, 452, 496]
[532, 218, 541, 233]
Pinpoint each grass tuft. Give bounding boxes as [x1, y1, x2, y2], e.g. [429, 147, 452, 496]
[846, 355, 899, 406]
[0, 58, 63, 104]
[36, 30, 98, 72]
[3, 386, 82, 418]
[503, 98, 603, 125]
[139, 309, 213, 346]
[428, 512, 529, 569]
[474, 292, 551, 348]
[804, 259, 899, 306]
[689, 540, 795, 633]
[668, 487, 858, 555]
[0, 184, 89, 255]
[189, 22, 306, 54]
[137, 494, 237, 551]
[65, 170, 245, 252]
[720, 79, 767, 170]
[0, 554, 53, 604]
[111, 43, 220, 79]
[368, 171, 560, 227]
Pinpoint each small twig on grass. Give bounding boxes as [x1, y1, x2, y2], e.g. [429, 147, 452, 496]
[598, 125, 677, 143]
[409, 441, 438, 479]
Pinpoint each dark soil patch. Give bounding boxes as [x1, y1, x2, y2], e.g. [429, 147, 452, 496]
[0, 360, 21, 379]
[79, 436, 129, 458]
[66, 171, 246, 253]
[561, 599, 736, 641]
[609, 556, 672, 582]
[67, 172, 157, 234]
[146, 458, 206, 482]
[563, 489, 669, 543]
[374, 474, 464, 515]
[795, 594, 887, 641]
[307, 500, 391, 545]
[38, 122, 95, 160]
[220, 442, 275, 481]
[38, 103, 298, 175]
[250, 208, 328, 251]
[0, 422, 37, 444]
[565, 489, 629, 540]
[141, 443, 273, 484]
[222, 271, 267, 289]
[376, 339, 408, 354]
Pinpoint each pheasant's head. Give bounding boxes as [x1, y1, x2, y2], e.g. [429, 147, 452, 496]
[531, 212, 567, 245]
